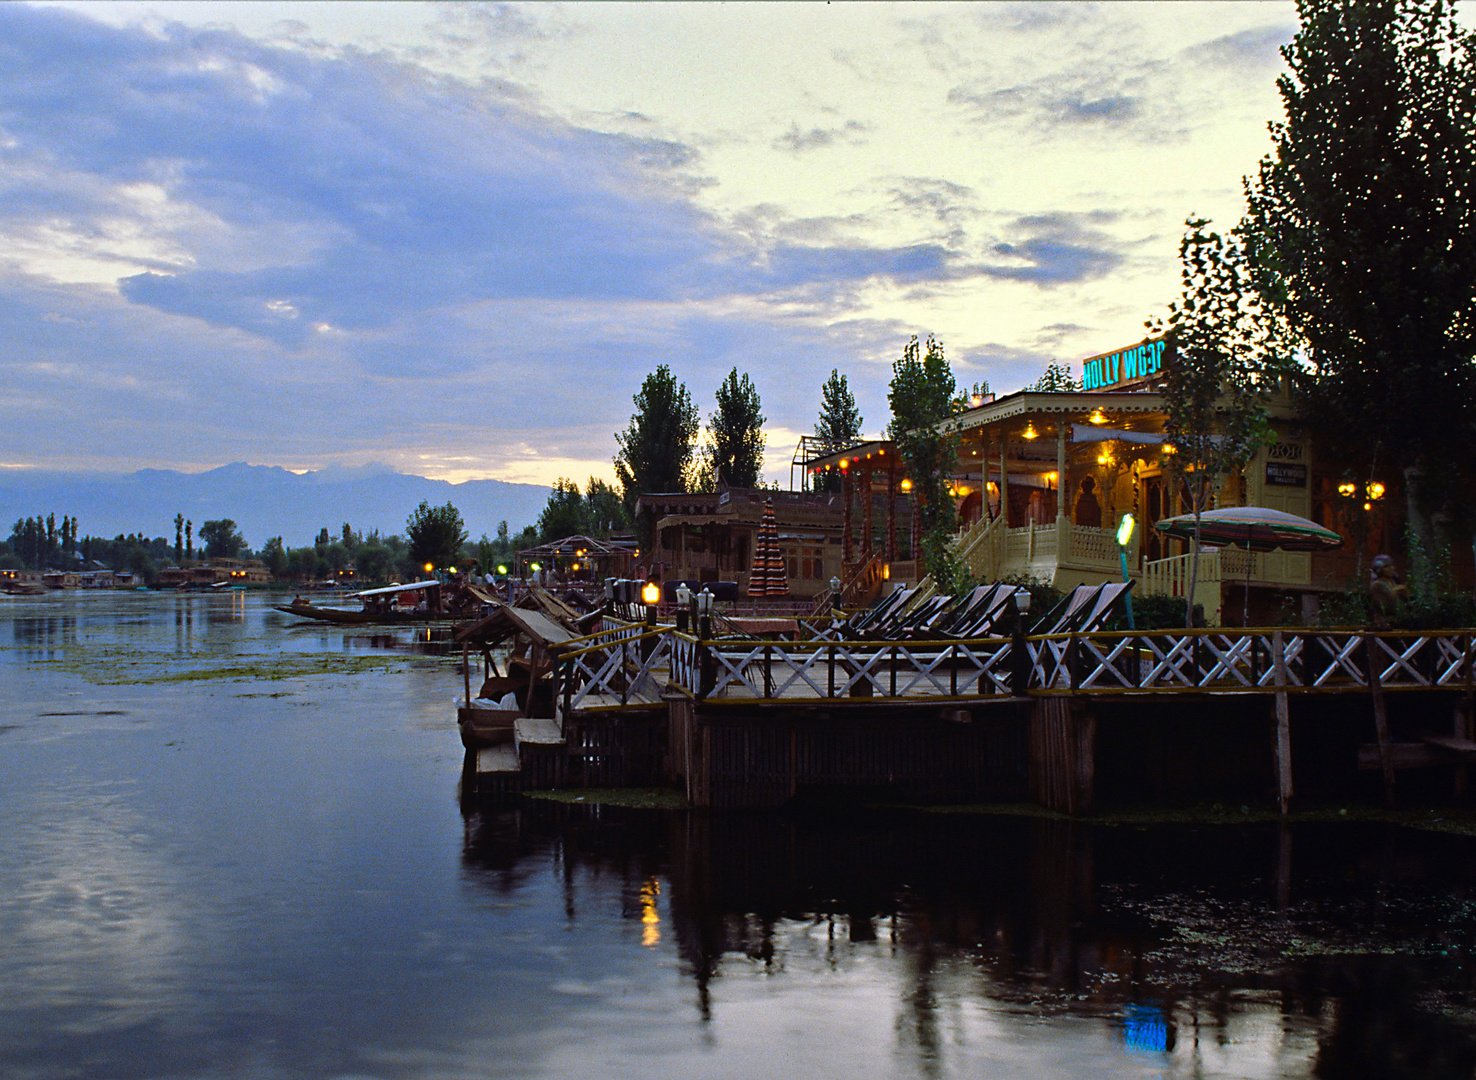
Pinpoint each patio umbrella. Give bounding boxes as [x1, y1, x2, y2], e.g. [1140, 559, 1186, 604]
[747, 497, 790, 597]
[1154, 506, 1342, 625]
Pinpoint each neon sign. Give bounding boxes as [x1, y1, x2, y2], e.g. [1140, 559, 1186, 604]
[1081, 339, 1169, 391]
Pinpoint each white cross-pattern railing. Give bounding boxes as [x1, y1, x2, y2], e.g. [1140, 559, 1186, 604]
[1026, 629, 1476, 695]
[694, 637, 1018, 701]
[554, 626, 1475, 709]
[554, 624, 675, 713]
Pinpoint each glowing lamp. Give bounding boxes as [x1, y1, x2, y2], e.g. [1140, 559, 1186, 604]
[1367, 481, 1386, 500]
[1117, 513, 1136, 547]
[899, 478, 913, 493]
[970, 393, 984, 408]
[1337, 481, 1357, 497]
[1088, 408, 1107, 425]
[1022, 422, 1038, 440]
[496, 564, 508, 576]
[641, 581, 661, 605]
[423, 562, 434, 574]
[839, 458, 849, 470]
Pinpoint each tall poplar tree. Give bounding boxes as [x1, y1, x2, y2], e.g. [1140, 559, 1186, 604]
[888, 334, 961, 592]
[706, 368, 765, 489]
[1245, 0, 1476, 546]
[814, 369, 863, 493]
[1151, 218, 1287, 626]
[613, 365, 699, 513]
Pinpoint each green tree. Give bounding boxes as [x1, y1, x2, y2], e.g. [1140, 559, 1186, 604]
[705, 367, 765, 489]
[1026, 362, 1080, 393]
[1150, 218, 1286, 626]
[1245, 0, 1476, 548]
[199, 519, 246, 560]
[888, 334, 962, 592]
[354, 538, 397, 583]
[538, 478, 588, 542]
[405, 500, 467, 572]
[260, 536, 288, 580]
[584, 478, 628, 537]
[613, 365, 699, 515]
[814, 369, 864, 493]
[185, 519, 193, 561]
[173, 513, 184, 564]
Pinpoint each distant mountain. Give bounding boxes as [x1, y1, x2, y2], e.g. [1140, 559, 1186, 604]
[0, 463, 551, 548]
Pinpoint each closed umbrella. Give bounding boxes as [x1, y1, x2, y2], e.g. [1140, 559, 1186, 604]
[1154, 506, 1342, 624]
[747, 498, 790, 597]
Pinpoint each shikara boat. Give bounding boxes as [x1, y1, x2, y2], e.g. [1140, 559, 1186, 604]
[276, 580, 451, 623]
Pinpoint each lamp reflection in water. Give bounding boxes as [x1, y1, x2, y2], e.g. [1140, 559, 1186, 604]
[640, 877, 661, 946]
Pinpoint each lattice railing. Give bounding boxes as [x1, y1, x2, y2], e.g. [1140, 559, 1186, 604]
[555, 625, 674, 713]
[561, 625, 1474, 709]
[1027, 629, 1476, 695]
[698, 638, 1018, 701]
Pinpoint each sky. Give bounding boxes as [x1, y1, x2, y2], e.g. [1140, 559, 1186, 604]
[1, 0, 1301, 487]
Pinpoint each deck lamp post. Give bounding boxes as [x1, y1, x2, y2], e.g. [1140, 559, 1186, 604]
[675, 582, 692, 632]
[1010, 588, 1032, 697]
[1116, 513, 1137, 630]
[695, 588, 715, 696]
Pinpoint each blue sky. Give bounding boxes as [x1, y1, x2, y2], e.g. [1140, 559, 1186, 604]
[1, 1, 1299, 486]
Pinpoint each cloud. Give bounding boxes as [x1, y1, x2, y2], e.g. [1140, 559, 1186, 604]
[1187, 25, 1294, 69]
[978, 212, 1124, 286]
[772, 120, 869, 154]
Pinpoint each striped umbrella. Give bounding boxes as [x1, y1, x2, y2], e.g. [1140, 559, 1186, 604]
[1154, 506, 1342, 552]
[1155, 506, 1342, 625]
[747, 497, 790, 596]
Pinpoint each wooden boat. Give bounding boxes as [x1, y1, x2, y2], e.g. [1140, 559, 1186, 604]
[276, 580, 452, 623]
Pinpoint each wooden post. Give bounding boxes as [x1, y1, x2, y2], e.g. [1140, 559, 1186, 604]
[1272, 629, 1292, 815]
[1365, 631, 1397, 806]
[998, 431, 1009, 528]
[463, 642, 472, 708]
[885, 460, 898, 562]
[842, 466, 854, 565]
[1056, 421, 1068, 522]
[862, 460, 874, 557]
[1459, 631, 1475, 801]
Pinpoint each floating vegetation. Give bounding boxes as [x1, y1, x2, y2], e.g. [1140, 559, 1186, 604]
[525, 788, 689, 810]
[29, 643, 420, 685]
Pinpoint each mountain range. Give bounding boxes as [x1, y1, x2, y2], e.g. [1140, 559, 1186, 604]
[0, 463, 552, 549]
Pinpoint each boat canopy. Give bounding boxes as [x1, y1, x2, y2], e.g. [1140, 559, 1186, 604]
[349, 580, 441, 599]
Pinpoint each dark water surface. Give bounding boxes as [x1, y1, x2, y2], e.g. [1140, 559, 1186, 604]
[4, 591, 1476, 1079]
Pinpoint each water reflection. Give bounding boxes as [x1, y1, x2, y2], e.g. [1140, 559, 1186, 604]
[10, 615, 77, 659]
[462, 803, 1476, 1078]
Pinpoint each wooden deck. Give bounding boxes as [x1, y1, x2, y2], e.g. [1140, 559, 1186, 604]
[456, 620, 1476, 813]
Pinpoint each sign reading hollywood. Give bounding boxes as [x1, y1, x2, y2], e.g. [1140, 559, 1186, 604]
[1081, 338, 1170, 391]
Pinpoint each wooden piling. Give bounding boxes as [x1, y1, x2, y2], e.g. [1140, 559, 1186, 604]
[1029, 697, 1095, 815]
[1364, 632, 1397, 806]
[1272, 629, 1292, 815]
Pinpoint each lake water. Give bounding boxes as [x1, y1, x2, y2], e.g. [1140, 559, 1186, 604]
[4, 590, 1476, 1079]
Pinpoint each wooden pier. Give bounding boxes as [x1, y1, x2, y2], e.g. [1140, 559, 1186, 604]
[460, 616, 1476, 814]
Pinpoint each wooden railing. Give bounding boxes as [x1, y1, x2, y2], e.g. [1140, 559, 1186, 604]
[555, 624, 1475, 711]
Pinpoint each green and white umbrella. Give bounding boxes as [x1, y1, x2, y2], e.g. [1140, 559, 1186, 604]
[1154, 506, 1342, 625]
[1154, 506, 1342, 552]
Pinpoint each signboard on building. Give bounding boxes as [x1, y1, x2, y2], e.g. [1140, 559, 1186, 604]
[1081, 338, 1171, 391]
[1264, 441, 1307, 486]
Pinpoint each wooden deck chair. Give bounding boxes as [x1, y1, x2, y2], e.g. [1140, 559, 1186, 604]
[1035, 581, 1136, 688]
[892, 593, 955, 639]
[841, 587, 915, 638]
[944, 583, 1028, 639]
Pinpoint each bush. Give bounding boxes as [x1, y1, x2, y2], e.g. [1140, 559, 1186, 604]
[1117, 592, 1206, 631]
